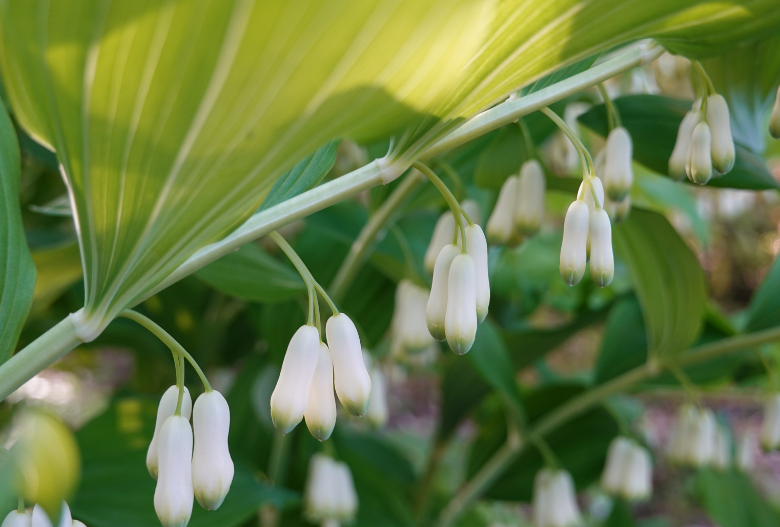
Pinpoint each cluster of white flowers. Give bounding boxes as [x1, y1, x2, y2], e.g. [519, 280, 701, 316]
[600, 437, 652, 501]
[271, 314, 371, 440]
[425, 207, 490, 355]
[771, 86, 780, 140]
[487, 159, 546, 244]
[147, 386, 233, 526]
[594, 126, 633, 223]
[666, 404, 717, 467]
[560, 175, 614, 288]
[531, 468, 581, 527]
[2, 503, 85, 527]
[304, 454, 358, 526]
[669, 94, 735, 185]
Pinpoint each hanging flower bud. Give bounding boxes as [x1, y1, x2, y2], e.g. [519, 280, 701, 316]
[270, 325, 320, 434]
[687, 121, 713, 185]
[560, 200, 590, 286]
[707, 94, 735, 174]
[604, 196, 631, 224]
[304, 455, 358, 523]
[601, 437, 632, 495]
[461, 199, 482, 226]
[327, 313, 372, 416]
[689, 407, 716, 467]
[365, 353, 388, 428]
[445, 253, 478, 355]
[304, 343, 338, 441]
[391, 280, 434, 354]
[712, 426, 731, 471]
[148, 386, 192, 479]
[154, 415, 194, 527]
[2, 510, 31, 527]
[601, 437, 652, 501]
[426, 244, 460, 341]
[333, 461, 359, 522]
[515, 160, 546, 235]
[589, 208, 614, 287]
[486, 176, 518, 244]
[31, 503, 70, 527]
[770, 85, 780, 140]
[532, 469, 581, 527]
[603, 127, 634, 201]
[464, 224, 490, 323]
[669, 111, 702, 180]
[424, 212, 456, 273]
[192, 390, 234, 510]
[737, 431, 755, 472]
[760, 393, 780, 451]
[666, 404, 696, 464]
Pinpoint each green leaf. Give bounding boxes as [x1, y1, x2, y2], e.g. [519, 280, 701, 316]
[612, 209, 706, 360]
[195, 243, 305, 303]
[694, 469, 780, 527]
[594, 296, 648, 384]
[0, 100, 35, 364]
[465, 320, 523, 412]
[30, 243, 83, 315]
[604, 500, 638, 527]
[524, 54, 601, 95]
[746, 253, 780, 333]
[578, 95, 780, 190]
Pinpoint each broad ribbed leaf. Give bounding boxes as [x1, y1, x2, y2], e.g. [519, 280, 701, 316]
[0, 101, 35, 363]
[613, 209, 706, 359]
[0, 0, 776, 340]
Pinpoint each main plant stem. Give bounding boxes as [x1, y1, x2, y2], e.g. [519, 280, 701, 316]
[435, 325, 780, 527]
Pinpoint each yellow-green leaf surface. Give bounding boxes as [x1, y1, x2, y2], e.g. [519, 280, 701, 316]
[0, 0, 776, 338]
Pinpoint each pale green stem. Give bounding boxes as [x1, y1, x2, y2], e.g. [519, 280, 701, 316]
[412, 161, 466, 251]
[692, 61, 716, 98]
[119, 310, 212, 392]
[313, 281, 339, 316]
[268, 231, 318, 325]
[597, 83, 621, 129]
[329, 170, 423, 302]
[17, 497, 24, 514]
[517, 118, 536, 160]
[539, 106, 595, 182]
[435, 325, 780, 527]
[533, 436, 560, 469]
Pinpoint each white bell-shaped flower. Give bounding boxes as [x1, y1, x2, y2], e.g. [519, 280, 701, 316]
[148, 386, 192, 479]
[712, 426, 731, 471]
[669, 405, 716, 467]
[737, 431, 755, 472]
[486, 176, 519, 245]
[580, 176, 604, 213]
[604, 195, 631, 224]
[304, 343, 338, 441]
[332, 461, 359, 522]
[687, 121, 713, 185]
[760, 393, 780, 450]
[559, 200, 590, 286]
[2, 510, 31, 527]
[31, 503, 70, 527]
[465, 224, 490, 323]
[669, 110, 702, 180]
[192, 390, 234, 510]
[445, 253, 478, 355]
[154, 415, 194, 527]
[391, 280, 435, 354]
[589, 208, 614, 287]
[771, 85, 780, 139]
[603, 127, 633, 201]
[601, 437, 652, 501]
[601, 437, 632, 495]
[270, 325, 320, 433]
[515, 160, 546, 235]
[365, 356, 388, 428]
[424, 211, 456, 273]
[532, 468, 581, 527]
[304, 455, 358, 523]
[426, 244, 460, 341]
[326, 313, 372, 416]
[666, 404, 696, 464]
[706, 94, 735, 174]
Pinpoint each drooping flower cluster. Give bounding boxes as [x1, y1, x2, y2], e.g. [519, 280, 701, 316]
[148, 386, 234, 527]
[669, 94, 735, 185]
[271, 314, 372, 440]
[304, 454, 358, 526]
[600, 437, 652, 501]
[487, 159, 546, 244]
[531, 468, 581, 527]
[424, 200, 480, 273]
[560, 176, 613, 288]
[666, 404, 716, 467]
[2, 502, 86, 527]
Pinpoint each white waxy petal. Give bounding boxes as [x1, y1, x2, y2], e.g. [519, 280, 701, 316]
[667, 404, 696, 464]
[515, 159, 546, 235]
[579, 176, 604, 213]
[687, 121, 713, 185]
[706, 94, 735, 174]
[304, 454, 337, 521]
[426, 244, 460, 341]
[2, 511, 31, 527]
[148, 386, 192, 479]
[327, 314, 372, 416]
[391, 280, 434, 354]
[192, 390, 234, 510]
[712, 426, 731, 471]
[31, 503, 70, 527]
[445, 254, 478, 355]
[465, 224, 490, 323]
[603, 127, 633, 201]
[760, 394, 780, 450]
[270, 325, 320, 433]
[366, 364, 388, 428]
[589, 208, 614, 287]
[737, 431, 755, 471]
[687, 408, 715, 466]
[548, 470, 581, 527]
[154, 416, 194, 527]
[601, 437, 632, 494]
[669, 111, 701, 180]
[304, 343, 338, 441]
[424, 212, 456, 273]
[604, 195, 631, 224]
[532, 469, 553, 527]
[486, 176, 519, 244]
[771, 85, 780, 139]
[72, 523, 86, 527]
[333, 461, 359, 521]
[559, 200, 590, 286]
[623, 445, 652, 501]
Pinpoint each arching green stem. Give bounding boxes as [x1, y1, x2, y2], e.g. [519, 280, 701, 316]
[597, 83, 622, 129]
[412, 161, 467, 252]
